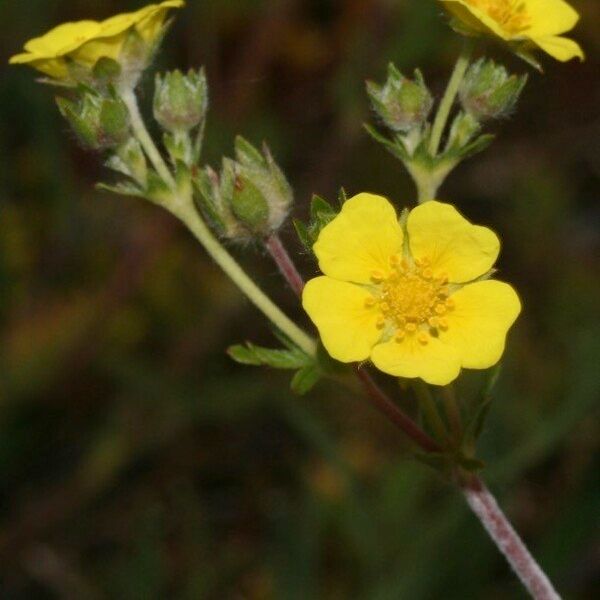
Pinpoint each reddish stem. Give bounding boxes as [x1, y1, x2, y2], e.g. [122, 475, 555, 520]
[265, 232, 561, 598]
[264, 232, 440, 454]
[462, 477, 560, 600]
[265, 234, 305, 296]
[354, 368, 441, 453]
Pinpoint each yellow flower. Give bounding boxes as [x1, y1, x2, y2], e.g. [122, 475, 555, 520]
[9, 1, 185, 81]
[302, 194, 521, 386]
[440, 0, 584, 62]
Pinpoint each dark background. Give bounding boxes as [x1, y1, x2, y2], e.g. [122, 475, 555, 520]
[0, 0, 598, 598]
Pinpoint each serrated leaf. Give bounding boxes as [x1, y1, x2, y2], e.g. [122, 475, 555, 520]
[228, 342, 311, 370]
[291, 364, 322, 395]
[293, 218, 313, 252]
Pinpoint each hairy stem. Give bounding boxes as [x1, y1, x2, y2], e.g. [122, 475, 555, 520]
[264, 233, 441, 454]
[123, 87, 316, 357]
[175, 203, 317, 356]
[120, 87, 176, 188]
[356, 369, 441, 453]
[428, 40, 473, 157]
[265, 234, 305, 296]
[462, 477, 561, 600]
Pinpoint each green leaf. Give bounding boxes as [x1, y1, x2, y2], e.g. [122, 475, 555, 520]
[227, 342, 311, 370]
[290, 364, 322, 395]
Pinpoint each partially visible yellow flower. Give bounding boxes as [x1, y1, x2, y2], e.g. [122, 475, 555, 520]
[302, 194, 521, 386]
[440, 0, 584, 62]
[9, 1, 185, 82]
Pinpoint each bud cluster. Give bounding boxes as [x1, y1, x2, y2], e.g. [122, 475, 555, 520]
[195, 137, 293, 240]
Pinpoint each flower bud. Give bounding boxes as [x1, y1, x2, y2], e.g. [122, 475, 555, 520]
[154, 68, 208, 133]
[446, 112, 481, 151]
[56, 90, 130, 150]
[459, 59, 527, 122]
[366, 64, 433, 133]
[106, 138, 148, 187]
[194, 137, 293, 240]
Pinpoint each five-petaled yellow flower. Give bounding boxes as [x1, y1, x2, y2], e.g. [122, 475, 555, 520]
[9, 1, 185, 81]
[440, 0, 584, 62]
[302, 194, 521, 386]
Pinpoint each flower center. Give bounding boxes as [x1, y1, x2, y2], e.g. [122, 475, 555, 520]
[467, 0, 530, 34]
[368, 255, 454, 345]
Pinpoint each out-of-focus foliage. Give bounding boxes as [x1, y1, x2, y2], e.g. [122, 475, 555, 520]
[0, 1, 598, 598]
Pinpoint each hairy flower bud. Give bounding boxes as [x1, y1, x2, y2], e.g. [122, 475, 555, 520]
[56, 90, 130, 150]
[195, 137, 293, 240]
[154, 68, 208, 133]
[459, 59, 527, 122]
[366, 64, 433, 133]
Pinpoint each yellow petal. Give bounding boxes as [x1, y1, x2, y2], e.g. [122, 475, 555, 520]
[22, 21, 101, 57]
[313, 193, 403, 284]
[302, 276, 382, 363]
[531, 34, 585, 61]
[524, 0, 580, 36]
[441, 280, 521, 369]
[370, 335, 461, 386]
[70, 36, 128, 67]
[136, 1, 186, 41]
[440, 0, 512, 40]
[407, 201, 499, 284]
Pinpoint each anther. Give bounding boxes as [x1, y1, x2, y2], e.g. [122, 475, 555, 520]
[364, 297, 376, 308]
[438, 317, 449, 331]
[445, 298, 455, 310]
[371, 270, 386, 283]
[405, 322, 417, 333]
[435, 303, 447, 315]
[376, 317, 386, 329]
[428, 316, 439, 328]
[418, 332, 429, 345]
[395, 330, 405, 343]
[380, 302, 390, 313]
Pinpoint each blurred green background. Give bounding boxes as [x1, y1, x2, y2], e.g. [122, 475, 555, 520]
[1, 1, 598, 598]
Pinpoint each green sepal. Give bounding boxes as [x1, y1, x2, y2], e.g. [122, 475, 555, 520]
[92, 57, 122, 83]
